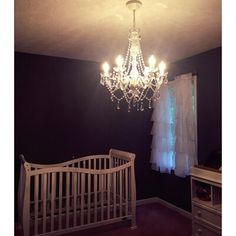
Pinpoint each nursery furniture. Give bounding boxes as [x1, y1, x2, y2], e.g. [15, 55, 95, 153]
[18, 149, 136, 236]
[190, 166, 221, 236]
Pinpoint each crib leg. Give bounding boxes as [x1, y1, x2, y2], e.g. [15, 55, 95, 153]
[22, 207, 30, 235]
[22, 220, 30, 236]
[130, 192, 137, 230]
[131, 217, 137, 230]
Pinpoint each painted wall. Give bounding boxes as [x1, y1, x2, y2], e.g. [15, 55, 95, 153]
[15, 47, 221, 218]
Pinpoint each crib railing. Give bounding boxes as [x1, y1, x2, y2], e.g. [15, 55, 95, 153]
[18, 149, 136, 236]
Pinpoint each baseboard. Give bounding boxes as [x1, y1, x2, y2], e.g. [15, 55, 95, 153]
[137, 197, 192, 219]
[137, 197, 160, 206]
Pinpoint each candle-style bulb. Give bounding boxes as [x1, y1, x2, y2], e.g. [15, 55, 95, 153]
[102, 62, 110, 76]
[115, 55, 124, 68]
[148, 55, 156, 68]
[159, 61, 166, 76]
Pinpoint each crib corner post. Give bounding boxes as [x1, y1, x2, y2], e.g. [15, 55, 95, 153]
[18, 160, 23, 225]
[130, 156, 137, 230]
[22, 163, 31, 236]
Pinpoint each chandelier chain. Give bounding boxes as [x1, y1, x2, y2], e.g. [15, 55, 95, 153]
[133, 10, 136, 29]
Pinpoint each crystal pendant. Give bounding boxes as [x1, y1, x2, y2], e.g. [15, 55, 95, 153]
[140, 102, 144, 111]
[117, 101, 120, 110]
[148, 100, 152, 109]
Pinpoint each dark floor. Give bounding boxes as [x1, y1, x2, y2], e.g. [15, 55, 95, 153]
[16, 202, 192, 236]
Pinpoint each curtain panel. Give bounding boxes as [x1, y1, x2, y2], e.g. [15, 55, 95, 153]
[150, 73, 198, 177]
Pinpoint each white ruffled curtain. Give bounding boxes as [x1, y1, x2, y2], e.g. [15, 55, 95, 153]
[150, 84, 176, 173]
[150, 73, 198, 177]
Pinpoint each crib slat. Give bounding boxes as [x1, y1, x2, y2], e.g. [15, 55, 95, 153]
[113, 172, 116, 218]
[77, 172, 80, 206]
[34, 175, 39, 235]
[104, 159, 107, 203]
[50, 173, 56, 232]
[119, 169, 122, 217]
[77, 172, 81, 225]
[129, 167, 131, 207]
[107, 173, 111, 220]
[81, 173, 85, 225]
[59, 172, 62, 230]
[87, 172, 91, 224]
[71, 169, 74, 218]
[109, 156, 111, 169]
[94, 174, 97, 222]
[88, 159, 91, 169]
[101, 174, 104, 220]
[41, 174, 43, 215]
[131, 162, 136, 228]
[125, 167, 128, 216]
[66, 172, 70, 228]
[42, 173, 47, 233]
[47, 172, 51, 203]
[73, 172, 77, 227]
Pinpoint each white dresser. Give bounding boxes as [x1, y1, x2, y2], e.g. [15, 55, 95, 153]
[190, 166, 222, 236]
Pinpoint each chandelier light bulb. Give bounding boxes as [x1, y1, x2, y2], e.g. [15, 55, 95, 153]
[159, 61, 166, 76]
[148, 55, 156, 68]
[115, 55, 124, 68]
[102, 62, 110, 76]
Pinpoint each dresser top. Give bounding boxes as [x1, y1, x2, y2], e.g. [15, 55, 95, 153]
[190, 166, 222, 184]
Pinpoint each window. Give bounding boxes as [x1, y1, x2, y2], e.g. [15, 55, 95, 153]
[150, 73, 197, 177]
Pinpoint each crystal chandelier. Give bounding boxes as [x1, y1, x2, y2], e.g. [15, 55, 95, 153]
[100, 0, 168, 112]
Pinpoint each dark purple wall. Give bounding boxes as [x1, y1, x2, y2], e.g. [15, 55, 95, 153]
[15, 47, 221, 216]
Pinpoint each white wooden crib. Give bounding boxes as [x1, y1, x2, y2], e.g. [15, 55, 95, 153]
[18, 149, 136, 236]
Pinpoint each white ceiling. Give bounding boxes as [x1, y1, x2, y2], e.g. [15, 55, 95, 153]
[15, 0, 221, 64]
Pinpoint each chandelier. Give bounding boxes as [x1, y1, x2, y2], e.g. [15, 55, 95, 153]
[100, 0, 168, 112]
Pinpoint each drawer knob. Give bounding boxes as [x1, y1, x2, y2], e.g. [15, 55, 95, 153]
[197, 210, 201, 217]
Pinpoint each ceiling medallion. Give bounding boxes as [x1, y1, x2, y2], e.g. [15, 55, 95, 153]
[100, 0, 168, 112]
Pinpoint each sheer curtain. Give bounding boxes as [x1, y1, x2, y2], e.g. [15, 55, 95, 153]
[174, 73, 198, 177]
[150, 83, 176, 173]
[150, 73, 198, 177]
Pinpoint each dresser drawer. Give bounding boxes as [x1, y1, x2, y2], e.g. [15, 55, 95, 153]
[192, 204, 221, 228]
[193, 221, 221, 236]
